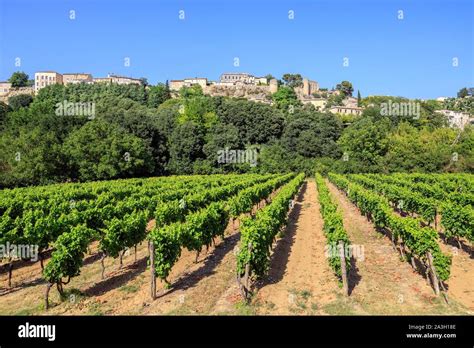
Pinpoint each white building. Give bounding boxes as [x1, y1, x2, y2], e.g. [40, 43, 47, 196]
[35, 71, 63, 93]
[219, 73, 267, 85]
[329, 105, 363, 116]
[62, 73, 93, 85]
[169, 77, 208, 91]
[437, 109, 472, 129]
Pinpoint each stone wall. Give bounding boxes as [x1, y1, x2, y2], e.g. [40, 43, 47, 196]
[203, 83, 272, 101]
[0, 87, 35, 104]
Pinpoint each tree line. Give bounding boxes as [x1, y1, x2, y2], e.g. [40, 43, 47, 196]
[0, 76, 472, 187]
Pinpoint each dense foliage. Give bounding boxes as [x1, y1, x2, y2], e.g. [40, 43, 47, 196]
[328, 173, 452, 282]
[236, 173, 304, 279]
[315, 173, 351, 279]
[0, 81, 472, 188]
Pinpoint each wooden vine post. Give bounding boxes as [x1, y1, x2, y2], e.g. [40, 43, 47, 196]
[338, 241, 349, 296]
[149, 240, 156, 300]
[100, 252, 106, 280]
[426, 251, 440, 296]
[410, 253, 417, 270]
[244, 243, 252, 290]
[237, 243, 252, 301]
[44, 282, 53, 310]
[7, 262, 13, 288]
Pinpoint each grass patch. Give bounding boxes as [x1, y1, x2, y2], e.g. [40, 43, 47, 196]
[322, 297, 358, 315]
[60, 288, 87, 303]
[87, 301, 104, 316]
[300, 289, 312, 300]
[119, 284, 140, 293]
[235, 301, 256, 315]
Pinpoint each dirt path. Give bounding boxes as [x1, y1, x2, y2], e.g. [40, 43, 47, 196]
[325, 180, 470, 314]
[253, 180, 341, 314]
[437, 241, 474, 311]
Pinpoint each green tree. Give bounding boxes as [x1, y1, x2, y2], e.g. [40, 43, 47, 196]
[8, 71, 29, 88]
[203, 123, 241, 171]
[216, 98, 285, 143]
[271, 86, 300, 110]
[0, 127, 63, 187]
[147, 83, 171, 108]
[457, 87, 468, 98]
[63, 120, 154, 181]
[264, 74, 275, 83]
[383, 123, 456, 172]
[336, 81, 354, 97]
[167, 121, 205, 174]
[281, 73, 303, 88]
[179, 85, 203, 98]
[357, 90, 361, 106]
[338, 116, 391, 172]
[450, 125, 474, 172]
[281, 110, 342, 158]
[326, 93, 345, 108]
[0, 102, 10, 127]
[8, 94, 34, 111]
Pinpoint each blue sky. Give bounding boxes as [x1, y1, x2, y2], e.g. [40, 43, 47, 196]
[0, 0, 472, 99]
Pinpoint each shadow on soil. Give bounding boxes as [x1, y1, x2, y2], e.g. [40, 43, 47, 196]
[156, 232, 240, 299]
[254, 182, 306, 289]
[84, 257, 148, 296]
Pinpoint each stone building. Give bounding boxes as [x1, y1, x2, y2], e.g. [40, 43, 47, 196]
[220, 73, 253, 84]
[35, 71, 63, 93]
[329, 105, 363, 116]
[0, 82, 12, 96]
[169, 78, 208, 91]
[294, 78, 319, 97]
[93, 77, 111, 84]
[269, 78, 278, 94]
[62, 73, 93, 85]
[219, 73, 267, 85]
[93, 74, 141, 85]
[301, 98, 327, 110]
[108, 74, 141, 85]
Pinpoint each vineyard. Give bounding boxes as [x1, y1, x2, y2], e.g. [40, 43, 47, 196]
[0, 172, 472, 315]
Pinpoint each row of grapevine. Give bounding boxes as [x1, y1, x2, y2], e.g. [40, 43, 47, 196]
[390, 173, 474, 196]
[349, 174, 474, 243]
[148, 173, 296, 293]
[348, 174, 438, 224]
[236, 173, 305, 298]
[1, 174, 265, 286]
[328, 173, 451, 296]
[315, 173, 351, 293]
[365, 173, 474, 207]
[154, 174, 276, 226]
[40, 174, 281, 305]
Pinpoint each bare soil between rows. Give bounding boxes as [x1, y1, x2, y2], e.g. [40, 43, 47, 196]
[0, 180, 470, 315]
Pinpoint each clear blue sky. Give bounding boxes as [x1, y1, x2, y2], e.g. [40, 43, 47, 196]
[0, 0, 472, 99]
